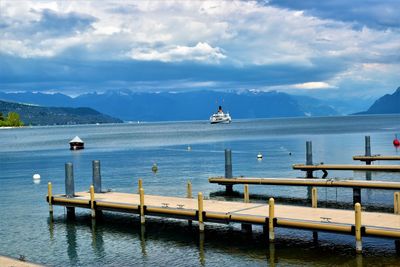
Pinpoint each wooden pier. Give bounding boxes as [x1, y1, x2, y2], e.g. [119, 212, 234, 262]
[209, 177, 400, 190]
[47, 184, 400, 253]
[353, 155, 400, 162]
[292, 164, 400, 172]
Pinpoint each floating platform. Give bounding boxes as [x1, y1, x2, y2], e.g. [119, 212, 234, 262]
[292, 164, 400, 172]
[47, 190, 400, 242]
[353, 155, 400, 162]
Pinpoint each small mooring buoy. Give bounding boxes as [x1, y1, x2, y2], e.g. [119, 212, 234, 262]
[394, 135, 400, 148]
[257, 152, 263, 160]
[187, 146, 191, 151]
[33, 174, 40, 184]
[152, 163, 158, 173]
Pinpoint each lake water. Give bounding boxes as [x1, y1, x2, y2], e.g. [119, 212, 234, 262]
[1, 115, 400, 266]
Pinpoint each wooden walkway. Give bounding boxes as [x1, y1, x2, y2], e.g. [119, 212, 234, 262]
[208, 177, 400, 190]
[292, 164, 400, 172]
[353, 155, 400, 162]
[49, 191, 400, 240]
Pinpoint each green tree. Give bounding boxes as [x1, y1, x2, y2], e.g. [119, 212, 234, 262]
[7, 112, 23, 126]
[0, 112, 4, 121]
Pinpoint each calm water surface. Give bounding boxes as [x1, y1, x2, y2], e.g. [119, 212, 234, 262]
[1, 115, 400, 266]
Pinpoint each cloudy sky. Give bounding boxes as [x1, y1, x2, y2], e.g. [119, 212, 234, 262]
[0, 0, 399, 98]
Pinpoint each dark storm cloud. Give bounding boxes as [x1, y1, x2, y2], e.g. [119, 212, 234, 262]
[0, 52, 346, 91]
[267, 0, 400, 29]
[30, 9, 98, 36]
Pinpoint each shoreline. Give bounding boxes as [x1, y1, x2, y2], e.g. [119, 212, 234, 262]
[0, 255, 43, 267]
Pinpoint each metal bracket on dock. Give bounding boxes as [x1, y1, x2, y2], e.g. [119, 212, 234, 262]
[320, 217, 332, 223]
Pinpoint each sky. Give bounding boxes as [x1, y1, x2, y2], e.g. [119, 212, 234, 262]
[0, 0, 399, 99]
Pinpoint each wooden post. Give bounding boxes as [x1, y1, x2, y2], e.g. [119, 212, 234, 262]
[92, 160, 102, 193]
[48, 182, 53, 214]
[353, 188, 361, 205]
[244, 184, 249, 203]
[394, 192, 400, 214]
[365, 136, 371, 165]
[187, 181, 192, 198]
[198, 192, 204, 232]
[90, 185, 95, 218]
[312, 187, 317, 208]
[355, 203, 362, 253]
[225, 149, 233, 194]
[140, 188, 145, 224]
[306, 141, 313, 178]
[138, 178, 143, 193]
[269, 198, 275, 242]
[65, 162, 75, 218]
[187, 181, 193, 226]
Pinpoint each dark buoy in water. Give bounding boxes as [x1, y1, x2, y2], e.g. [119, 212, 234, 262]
[152, 163, 158, 173]
[394, 135, 400, 147]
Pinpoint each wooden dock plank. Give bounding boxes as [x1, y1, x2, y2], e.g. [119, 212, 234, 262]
[208, 177, 400, 190]
[353, 155, 400, 161]
[292, 164, 400, 172]
[54, 191, 400, 233]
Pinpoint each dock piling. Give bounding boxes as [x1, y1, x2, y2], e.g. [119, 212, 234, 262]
[140, 188, 145, 224]
[311, 187, 317, 208]
[92, 160, 102, 193]
[187, 181, 193, 226]
[65, 162, 75, 218]
[395, 192, 400, 214]
[269, 198, 275, 242]
[225, 149, 233, 193]
[187, 181, 192, 198]
[198, 192, 204, 232]
[244, 184, 249, 203]
[306, 141, 313, 178]
[355, 203, 362, 253]
[138, 178, 143, 193]
[365, 136, 371, 165]
[353, 188, 361, 205]
[48, 182, 53, 214]
[90, 185, 95, 218]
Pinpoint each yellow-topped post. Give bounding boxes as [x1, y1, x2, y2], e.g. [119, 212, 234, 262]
[394, 192, 400, 214]
[90, 185, 95, 218]
[244, 185, 249, 203]
[355, 203, 362, 253]
[269, 198, 275, 242]
[312, 187, 317, 208]
[138, 178, 143, 193]
[48, 182, 53, 214]
[187, 181, 192, 198]
[198, 192, 204, 232]
[140, 188, 145, 224]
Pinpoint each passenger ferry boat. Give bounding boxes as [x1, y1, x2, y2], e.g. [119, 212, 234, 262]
[210, 106, 232, 124]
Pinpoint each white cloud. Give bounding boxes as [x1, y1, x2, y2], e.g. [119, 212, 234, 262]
[291, 82, 336, 90]
[128, 42, 226, 63]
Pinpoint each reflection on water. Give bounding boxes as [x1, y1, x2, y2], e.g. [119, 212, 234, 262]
[47, 213, 400, 266]
[66, 220, 78, 266]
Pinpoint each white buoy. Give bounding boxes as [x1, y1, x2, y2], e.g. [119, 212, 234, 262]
[187, 146, 191, 151]
[33, 174, 41, 180]
[257, 152, 263, 160]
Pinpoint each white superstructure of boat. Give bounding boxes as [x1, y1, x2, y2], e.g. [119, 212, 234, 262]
[210, 106, 232, 124]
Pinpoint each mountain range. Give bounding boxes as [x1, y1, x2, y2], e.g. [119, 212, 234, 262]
[0, 87, 398, 123]
[0, 90, 339, 122]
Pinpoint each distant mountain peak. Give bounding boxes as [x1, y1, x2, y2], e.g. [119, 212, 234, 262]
[355, 86, 400, 115]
